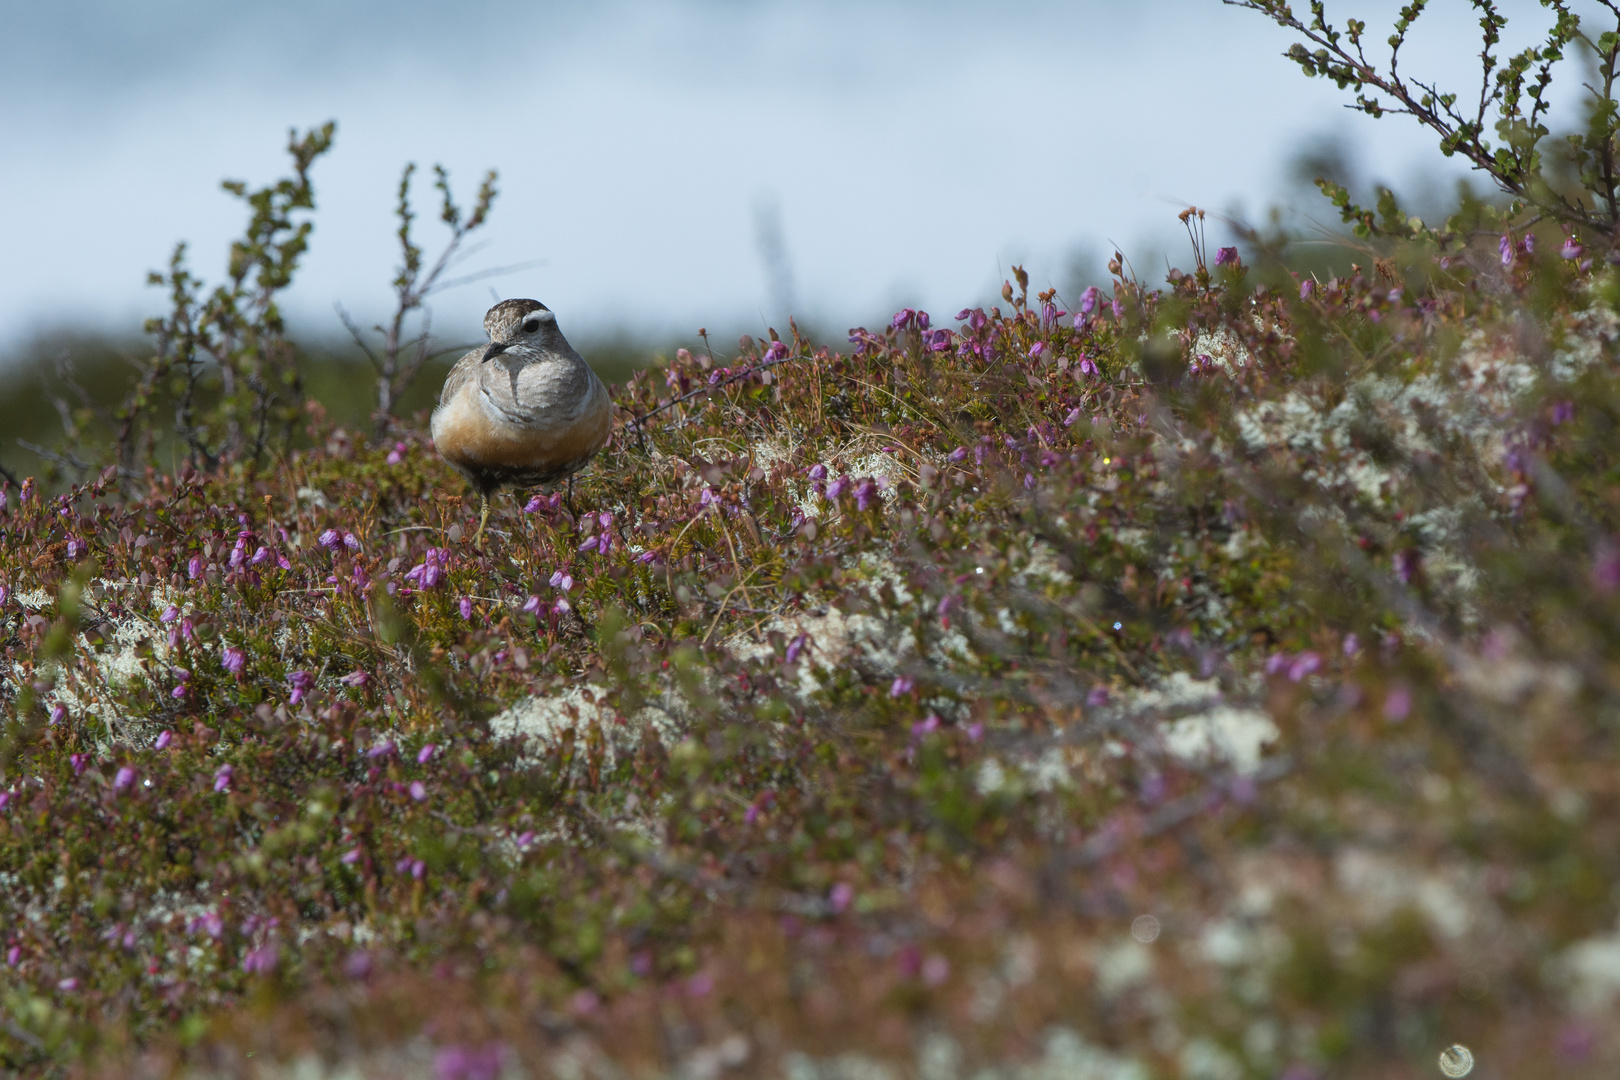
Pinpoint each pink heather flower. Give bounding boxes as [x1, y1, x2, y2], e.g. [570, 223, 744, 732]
[49, 703, 66, 725]
[523, 494, 545, 513]
[853, 479, 878, 511]
[114, 766, 135, 791]
[784, 633, 808, 664]
[1300, 279, 1315, 300]
[340, 670, 369, 688]
[1383, 685, 1412, 721]
[1078, 285, 1100, 316]
[70, 754, 87, 776]
[521, 595, 542, 615]
[242, 944, 279, 975]
[188, 555, 203, 579]
[1593, 546, 1620, 594]
[221, 647, 246, 676]
[417, 743, 436, 764]
[0, 586, 8, 607]
[825, 478, 845, 501]
[1287, 652, 1321, 682]
[1552, 400, 1575, 426]
[228, 545, 245, 569]
[577, 535, 600, 553]
[954, 308, 973, 321]
[5, 947, 17, 966]
[1394, 549, 1420, 585]
[409, 781, 427, 802]
[1265, 652, 1289, 676]
[155, 730, 173, 751]
[1562, 237, 1584, 260]
[764, 339, 789, 361]
[552, 598, 572, 615]
[411, 859, 426, 880]
[911, 714, 940, 738]
[1343, 633, 1361, 657]
[318, 529, 341, 550]
[928, 329, 952, 351]
[159, 605, 180, 624]
[947, 447, 967, 462]
[548, 570, 574, 592]
[1023, 473, 1036, 489]
[807, 463, 827, 480]
[1078, 357, 1098, 376]
[386, 441, 406, 465]
[1523, 231, 1535, 254]
[1500, 234, 1515, 266]
[828, 882, 854, 914]
[890, 307, 916, 330]
[1111, 295, 1124, 319]
[343, 532, 361, 552]
[1028, 342, 1046, 359]
[367, 740, 395, 759]
[890, 676, 915, 697]
[921, 954, 950, 987]
[459, 597, 473, 619]
[1214, 246, 1239, 267]
[341, 848, 361, 865]
[57, 978, 78, 992]
[213, 765, 234, 792]
[250, 546, 270, 565]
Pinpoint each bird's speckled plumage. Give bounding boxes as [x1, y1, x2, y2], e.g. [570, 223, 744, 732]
[431, 300, 611, 501]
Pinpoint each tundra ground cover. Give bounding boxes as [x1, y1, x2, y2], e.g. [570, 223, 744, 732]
[4, 213, 1620, 1078]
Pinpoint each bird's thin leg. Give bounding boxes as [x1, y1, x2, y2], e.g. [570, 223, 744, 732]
[473, 493, 491, 549]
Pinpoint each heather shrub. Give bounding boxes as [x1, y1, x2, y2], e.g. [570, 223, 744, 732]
[2, 5, 1620, 1079]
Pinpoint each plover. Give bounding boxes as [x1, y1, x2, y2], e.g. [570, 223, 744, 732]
[432, 299, 611, 544]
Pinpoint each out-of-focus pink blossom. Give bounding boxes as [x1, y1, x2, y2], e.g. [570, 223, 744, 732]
[155, 730, 173, 751]
[242, 944, 279, 974]
[828, 882, 854, 914]
[340, 670, 369, 688]
[409, 781, 427, 802]
[459, 597, 473, 619]
[784, 633, 808, 664]
[947, 447, 967, 462]
[1500, 233, 1515, 266]
[386, 441, 407, 465]
[548, 570, 574, 592]
[521, 595, 542, 615]
[367, 740, 395, 759]
[1078, 285, 1101, 316]
[807, 463, 827, 480]
[49, 703, 66, 725]
[188, 556, 204, 579]
[159, 605, 180, 624]
[343, 532, 361, 552]
[890, 676, 915, 697]
[1383, 685, 1412, 722]
[341, 848, 361, 865]
[213, 765, 234, 792]
[318, 529, 340, 550]
[114, 766, 135, 791]
[1287, 652, 1321, 682]
[417, 743, 436, 764]
[1028, 342, 1046, 359]
[1562, 237, 1584, 260]
[221, 647, 246, 676]
[250, 546, 270, 565]
[825, 478, 845, 501]
[1214, 246, 1240, 267]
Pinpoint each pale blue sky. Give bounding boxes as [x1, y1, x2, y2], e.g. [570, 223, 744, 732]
[0, 0, 1568, 356]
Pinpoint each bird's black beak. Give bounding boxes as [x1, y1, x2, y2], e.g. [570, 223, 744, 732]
[481, 341, 510, 363]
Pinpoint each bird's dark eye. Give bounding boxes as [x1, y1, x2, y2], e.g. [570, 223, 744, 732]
[522, 320, 540, 333]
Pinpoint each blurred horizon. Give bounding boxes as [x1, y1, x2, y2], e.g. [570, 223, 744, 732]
[2, 0, 1558, 374]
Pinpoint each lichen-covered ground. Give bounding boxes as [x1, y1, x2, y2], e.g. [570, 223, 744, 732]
[3, 246, 1620, 1078]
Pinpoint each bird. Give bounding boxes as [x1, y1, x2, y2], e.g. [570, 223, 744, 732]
[431, 299, 612, 546]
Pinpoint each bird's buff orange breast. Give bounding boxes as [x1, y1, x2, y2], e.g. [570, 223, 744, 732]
[432, 385, 609, 473]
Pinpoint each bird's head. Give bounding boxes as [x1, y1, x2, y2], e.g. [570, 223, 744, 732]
[481, 298, 558, 362]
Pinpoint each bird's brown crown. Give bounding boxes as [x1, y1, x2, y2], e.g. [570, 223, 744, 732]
[483, 298, 549, 341]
